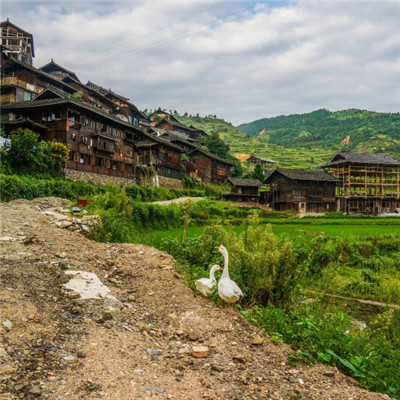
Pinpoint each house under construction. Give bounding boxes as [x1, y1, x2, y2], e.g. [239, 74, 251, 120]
[320, 152, 400, 214]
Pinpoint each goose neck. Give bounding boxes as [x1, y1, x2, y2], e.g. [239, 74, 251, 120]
[221, 250, 229, 278]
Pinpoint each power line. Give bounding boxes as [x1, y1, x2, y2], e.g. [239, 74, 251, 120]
[80, 0, 287, 69]
[69, 1, 227, 66]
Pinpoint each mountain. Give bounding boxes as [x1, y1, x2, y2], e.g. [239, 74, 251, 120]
[178, 115, 338, 169]
[237, 109, 400, 158]
[179, 109, 400, 169]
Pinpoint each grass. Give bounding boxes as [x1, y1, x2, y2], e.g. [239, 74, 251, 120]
[135, 219, 400, 247]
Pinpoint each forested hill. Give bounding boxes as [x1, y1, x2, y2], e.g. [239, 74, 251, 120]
[178, 109, 400, 169]
[237, 109, 400, 158]
[178, 115, 334, 169]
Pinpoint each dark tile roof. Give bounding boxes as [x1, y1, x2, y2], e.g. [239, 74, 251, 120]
[158, 118, 198, 132]
[1, 117, 46, 131]
[160, 131, 198, 148]
[248, 155, 277, 164]
[227, 178, 262, 187]
[39, 60, 80, 82]
[2, 98, 142, 132]
[86, 81, 146, 119]
[160, 131, 232, 164]
[32, 86, 68, 100]
[189, 147, 234, 166]
[62, 76, 116, 106]
[265, 168, 339, 183]
[86, 80, 129, 101]
[320, 151, 400, 167]
[2, 57, 76, 93]
[2, 98, 183, 152]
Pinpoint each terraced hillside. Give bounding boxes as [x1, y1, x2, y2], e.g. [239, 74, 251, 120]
[178, 115, 335, 169]
[238, 109, 400, 159]
[179, 109, 400, 169]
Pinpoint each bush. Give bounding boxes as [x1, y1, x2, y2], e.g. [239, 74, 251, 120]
[2, 128, 69, 177]
[160, 216, 302, 307]
[0, 174, 98, 202]
[242, 302, 400, 398]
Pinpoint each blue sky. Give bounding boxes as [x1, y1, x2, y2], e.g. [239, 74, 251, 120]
[2, 0, 399, 124]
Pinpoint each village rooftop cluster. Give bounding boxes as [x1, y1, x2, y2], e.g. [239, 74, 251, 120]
[1, 19, 400, 215]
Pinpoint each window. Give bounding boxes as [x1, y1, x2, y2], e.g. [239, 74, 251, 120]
[23, 91, 31, 101]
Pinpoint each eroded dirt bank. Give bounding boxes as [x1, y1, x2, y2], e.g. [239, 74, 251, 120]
[0, 197, 391, 400]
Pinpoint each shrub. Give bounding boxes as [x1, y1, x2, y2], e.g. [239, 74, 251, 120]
[242, 302, 400, 398]
[3, 128, 69, 177]
[161, 216, 302, 307]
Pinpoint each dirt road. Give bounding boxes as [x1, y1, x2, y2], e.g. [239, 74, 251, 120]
[0, 197, 391, 400]
[151, 196, 204, 205]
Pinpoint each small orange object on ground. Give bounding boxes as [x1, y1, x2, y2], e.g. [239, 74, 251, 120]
[192, 345, 210, 358]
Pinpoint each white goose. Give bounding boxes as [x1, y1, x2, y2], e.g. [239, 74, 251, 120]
[216, 245, 243, 304]
[195, 265, 222, 296]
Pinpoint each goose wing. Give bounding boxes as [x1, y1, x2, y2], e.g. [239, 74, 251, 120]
[195, 278, 215, 295]
[218, 278, 243, 300]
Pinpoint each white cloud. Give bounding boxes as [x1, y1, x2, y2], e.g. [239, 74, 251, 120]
[2, 0, 399, 124]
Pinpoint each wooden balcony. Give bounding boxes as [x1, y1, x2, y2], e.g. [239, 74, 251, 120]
[1, 77, 42, 94]
[1, 93, 16, 103]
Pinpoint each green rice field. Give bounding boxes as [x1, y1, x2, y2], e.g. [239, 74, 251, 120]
[136, 217, 400, 248]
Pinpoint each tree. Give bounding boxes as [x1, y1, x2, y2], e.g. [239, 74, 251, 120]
[4, 128, 69, 177]
[204, 132, 230, 159]
[252, 164, 265, 182]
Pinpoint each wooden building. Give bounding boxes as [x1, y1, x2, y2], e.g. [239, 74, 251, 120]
[1, 19, 34, 65]
[187, 147, 233, 185]
[265, 168, 339, 214]
[40, 59, 80, 82]
[1, 55, 76, 105]
[86, 81, 146, 127]
[155, 130, 233, 184]
[225, 178, 262, 202]
[320, 152, 400, 214]
[150, 110, 206, 142]
[1, 96, 183, 181]
[246, 155, 277, 173]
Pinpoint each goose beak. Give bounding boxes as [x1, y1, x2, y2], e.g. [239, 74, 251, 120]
[219, 266, 223, 271]
[215, 246, 221, 250]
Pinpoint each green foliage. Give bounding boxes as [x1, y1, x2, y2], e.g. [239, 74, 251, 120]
[203, 131, 230, 159]
[242, 301, 400, 398]
[251, 163, 264, 182]
[180, 109, 400, 169]
[0, 174, 100, 202]
[88, 190, 183, 242]
[124, 184, 204, 202]
[0, 174, 205, 203]
[1, 128, 69, 177]
[238, 109, 400, 160]
[160, 216, 301, 307]
[178, 114, 334, 169]
[71, 91, 83, 100]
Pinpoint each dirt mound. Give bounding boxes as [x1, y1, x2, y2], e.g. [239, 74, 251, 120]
[0, 197, 391, 400]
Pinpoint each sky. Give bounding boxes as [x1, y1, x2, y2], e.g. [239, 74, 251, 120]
[1, 0, 400, 125]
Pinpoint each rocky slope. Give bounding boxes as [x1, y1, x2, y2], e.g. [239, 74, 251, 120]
[0, 197, 391, 400]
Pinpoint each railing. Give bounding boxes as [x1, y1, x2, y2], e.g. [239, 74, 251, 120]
[0, 94, 16, 103]
[1, 77, 42, 94]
